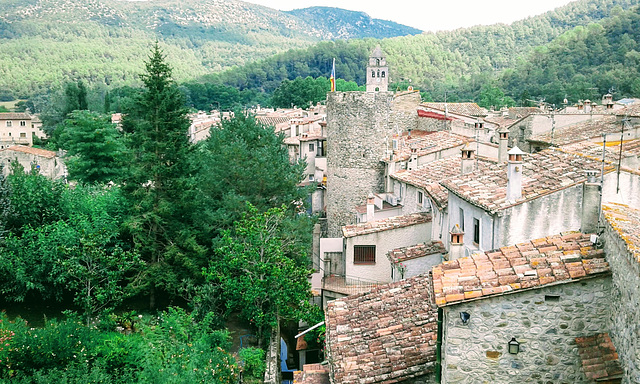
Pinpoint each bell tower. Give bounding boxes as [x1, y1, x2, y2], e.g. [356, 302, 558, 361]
[366, 46, 388, 92]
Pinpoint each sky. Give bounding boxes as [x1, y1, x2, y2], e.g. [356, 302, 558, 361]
[245, 0, 576, 32]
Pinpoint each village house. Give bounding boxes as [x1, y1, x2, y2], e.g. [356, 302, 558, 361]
[440, 147, 613, 255]
[0, 145, 66, 179]
[0, 112, 46, 148]
[387, 241, 445, 282]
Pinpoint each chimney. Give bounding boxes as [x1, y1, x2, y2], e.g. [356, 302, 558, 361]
[407, 129, 412, 139]
[366, 193, 375, 222]
[461, 143, 475, 175]
[506, 146, 525, 201]
[408, 147, 418, 171]
[498, 127, 509, 163]
[581, 170, 601, 234]
[449, 224, 465, 261]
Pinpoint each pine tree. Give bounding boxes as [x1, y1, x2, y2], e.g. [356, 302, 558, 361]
[122, 43, 195, 308]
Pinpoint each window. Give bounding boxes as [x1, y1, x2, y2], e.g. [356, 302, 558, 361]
[308, 174, 315, 182]
[20, 121, 26, 127]
[309, 143, 315, 152]
[354, 245, 375, 264]
[19, 132, 26, 138]
[473, 218, 480, 245]
[6, 121, 11, 127]
[418, 191, 423, 206]
[376, 59, 380, 66]
[459, 208, 465, 231]
[372, 71, 375, 78]
[381, 71, 385, 78]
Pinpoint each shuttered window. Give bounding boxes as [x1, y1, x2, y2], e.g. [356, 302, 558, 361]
[354, 245, 375, 264]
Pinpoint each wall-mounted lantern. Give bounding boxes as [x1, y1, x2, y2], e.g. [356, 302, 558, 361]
[459, 312, 470, 325]
[508, 338, 520, 354]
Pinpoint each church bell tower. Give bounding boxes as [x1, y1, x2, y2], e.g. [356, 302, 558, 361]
[366, 46, 389, 92]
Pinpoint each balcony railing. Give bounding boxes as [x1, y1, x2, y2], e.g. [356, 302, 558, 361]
[322, 274, 385, 296]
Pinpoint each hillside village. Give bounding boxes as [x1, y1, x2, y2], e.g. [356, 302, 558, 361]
[2, 41, 640, 383]
[274, 47, 639, 384]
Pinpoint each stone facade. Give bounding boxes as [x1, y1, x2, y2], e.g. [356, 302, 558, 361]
[441, 276, 613, 384]
[602, 204, 640, 383]
[326, 91, 421, 237]
[0, 145, 66, 179]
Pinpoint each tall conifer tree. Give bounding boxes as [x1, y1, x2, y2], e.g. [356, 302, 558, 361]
[122, 43, 195, 308]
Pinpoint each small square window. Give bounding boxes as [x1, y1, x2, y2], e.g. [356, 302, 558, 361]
[6, 121, 11, 127]
[19, 132, 26, 138]
[354, 245, 375, 264]
[309, 143, 315, 152]
[308, 174, 315, 182]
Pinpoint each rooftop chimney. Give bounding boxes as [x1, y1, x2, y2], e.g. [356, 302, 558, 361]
[461, 143, 475, 175]
[581, 170, 600, 234]
[449, 224, 465, 261]
[498, 127, 509, 163]
[506, 146, 525, 201]
[366, 193, 375, 222]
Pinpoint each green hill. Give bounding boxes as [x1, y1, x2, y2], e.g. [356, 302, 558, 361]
[0, 0, 421, 98]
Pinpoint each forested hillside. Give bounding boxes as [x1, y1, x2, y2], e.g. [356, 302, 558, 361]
[204, 0, 640, 103]
[500, 6, 640, 105]
[0, 0, 420, 98]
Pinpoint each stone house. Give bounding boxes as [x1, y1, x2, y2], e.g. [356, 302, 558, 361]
[433, 232, 613, 383]
[0, 112, 46, 148]
[0, 145, 66, 179]
[441, 147, 613, 254]
[417, 103, 498, 142]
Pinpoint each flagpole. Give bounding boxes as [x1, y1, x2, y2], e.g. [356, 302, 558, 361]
[330, 58, 336, 92]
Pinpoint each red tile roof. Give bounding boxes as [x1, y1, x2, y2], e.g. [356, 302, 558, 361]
[3, 145, 56, 159]
[387, 241, 445, 264]
[441, 148, 615, 213]
[256, 116, 291, 128]
[384, 130, 469, 162]
[342, 213, 432, 238]
[575, 333, 623, 381]
[602, 203, 640, 264]
[421, 102, 487, 117]
[432, 232, 609, 306]
[391, 156, 494, 210]
[325, 274, 437, 384]
[528, 115, 622, 146]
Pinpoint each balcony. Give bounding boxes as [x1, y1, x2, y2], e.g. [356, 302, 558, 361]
[322, 274, 385, 296]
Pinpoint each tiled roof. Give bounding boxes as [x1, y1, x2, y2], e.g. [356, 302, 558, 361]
[575, 333, 623, 381]
[528, 115, 622, 146]
[387, 241, 445, 264]
[421, 102, 487, 117]
[614, 102, 640, 116]
[325, 274, 437, 384]
[432, 232, 609, 306]
[342, 213, 432, 238]
[354, 200, 397, 214]
[441, 148, 614, 213]
[508, 107, 544, 118]
[484, 115, 516, 128]
[602, 203, 640, 263]
[256, 116, 291, 128]
[0, 112, 31, 120]
[391, 156, 494, 209]
[559, 139, 640, 174]
[384, 130, 469, 162]
[3, 145, 56, 158]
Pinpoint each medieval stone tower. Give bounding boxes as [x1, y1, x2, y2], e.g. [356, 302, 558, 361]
[366, 46, 389, 92]
[325, 49, 421, 237]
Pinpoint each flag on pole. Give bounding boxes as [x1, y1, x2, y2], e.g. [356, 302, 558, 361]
[330, 58, 336, 92]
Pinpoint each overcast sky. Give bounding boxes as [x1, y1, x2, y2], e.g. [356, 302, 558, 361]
[245, 0, 576, 32]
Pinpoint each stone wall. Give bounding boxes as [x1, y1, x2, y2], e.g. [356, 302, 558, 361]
[602, 219, 640, 383]
[441, 276, 613, 384]
[326, 91, 421, 237]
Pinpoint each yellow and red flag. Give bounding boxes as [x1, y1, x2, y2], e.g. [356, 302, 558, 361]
[330, 58, 335, 92]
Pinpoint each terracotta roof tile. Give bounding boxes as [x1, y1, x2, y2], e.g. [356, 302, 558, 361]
[528, 115, 624, 146]
[391, 156, 494, 210]
[0, 112, 32, 120]
[441, 148, 615, 213]
[432, 232, 610, 306]
[3, 145, 56, 159]
[325, 274, 437, 384]
[421, 102, 487, 117]
[602, 203, 640, 264]
[384, 130, 469, 162]
[576, 333, 623, 381]
[342, 213, 432, 238]
[387, 241, 445, 264]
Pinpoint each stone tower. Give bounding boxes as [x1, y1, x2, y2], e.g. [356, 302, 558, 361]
[366, 46, 389, 92]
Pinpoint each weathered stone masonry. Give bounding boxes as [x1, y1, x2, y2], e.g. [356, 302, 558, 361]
[326, 91, 421, 237]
